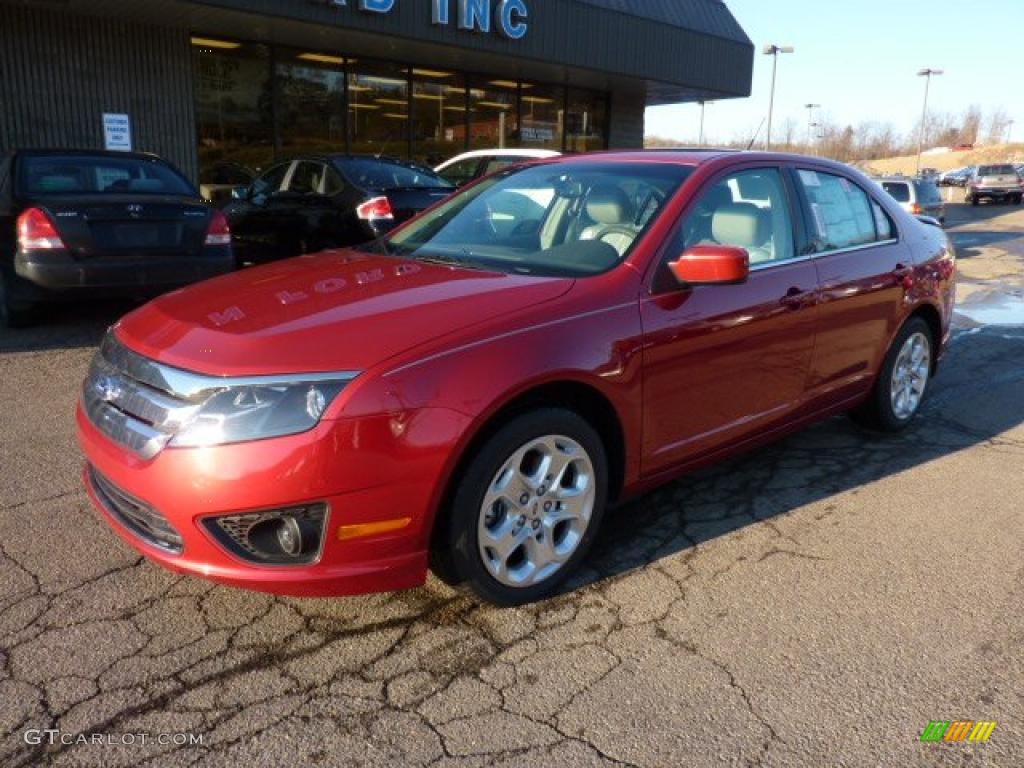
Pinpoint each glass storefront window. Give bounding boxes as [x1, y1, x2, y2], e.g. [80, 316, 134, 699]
[520, 83, 564, 151]
[469, 78, 519, 151]
[411, 69, 467, 166]
[276, 49, 347, 157]
[566, 88, 608, 153]
[348, 60, 409, 157]
[192, 39, 274, 180]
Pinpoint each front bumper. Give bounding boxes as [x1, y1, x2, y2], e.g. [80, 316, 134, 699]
[76, 402, 468, 597]
[16, 247, 234, 293]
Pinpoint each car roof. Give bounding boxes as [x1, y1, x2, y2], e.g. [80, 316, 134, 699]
[532, 149, 864, 175]
[444, 149, 562, 161]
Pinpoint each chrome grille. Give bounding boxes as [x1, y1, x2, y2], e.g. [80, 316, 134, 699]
[88, 466, 183, 554]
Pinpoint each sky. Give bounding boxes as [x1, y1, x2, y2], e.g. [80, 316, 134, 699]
[645, 0, 1024, 147]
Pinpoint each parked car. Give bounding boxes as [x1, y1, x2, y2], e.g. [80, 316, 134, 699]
[199, 162, 255, 206]
[965, 164, 1024, 205]
[875, 176, 945, 225]
[938, 167, 965, 187]
[223, 155, 454, 266]
[940, 166, 975, 187]
[78, 151, 955, 605]
[435, 149, 561, 187]
[0, 149, 233, 327]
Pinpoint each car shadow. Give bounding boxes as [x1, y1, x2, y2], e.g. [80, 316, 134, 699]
[0, 299, 135, 354]
[949, 229, 1024, 260]
[945, 201, 1024, 227]
[561, 327, 1024, 595]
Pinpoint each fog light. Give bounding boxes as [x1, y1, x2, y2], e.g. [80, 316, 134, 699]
[276, 516, 303, 556]
[202, 504, 327, 565]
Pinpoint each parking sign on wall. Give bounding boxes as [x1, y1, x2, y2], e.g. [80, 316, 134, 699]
[103, 113, 133, 151]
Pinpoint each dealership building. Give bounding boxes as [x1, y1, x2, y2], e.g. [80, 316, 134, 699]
[0, 0, 753, 185]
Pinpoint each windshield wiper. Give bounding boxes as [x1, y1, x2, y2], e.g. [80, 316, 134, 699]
[413, 250, 489, 271]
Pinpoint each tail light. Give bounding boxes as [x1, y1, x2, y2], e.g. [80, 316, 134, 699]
[17, 207, 66, 251]
[356, 196, 394, 222]
[910, 203, 923, 215]
[204, 209, 232, 246]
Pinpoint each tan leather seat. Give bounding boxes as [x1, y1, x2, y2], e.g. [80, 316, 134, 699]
[579, 186, 637, 256]
[710, 203, 773, 264]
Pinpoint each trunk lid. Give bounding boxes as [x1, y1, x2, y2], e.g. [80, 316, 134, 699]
[27, 195, 212, 257]
[372, 186, 453, 223]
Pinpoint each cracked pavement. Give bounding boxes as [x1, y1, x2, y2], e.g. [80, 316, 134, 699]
[1, 203, 1022, 767]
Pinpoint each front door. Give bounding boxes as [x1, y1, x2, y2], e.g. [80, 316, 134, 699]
[641, 166, 819, 475]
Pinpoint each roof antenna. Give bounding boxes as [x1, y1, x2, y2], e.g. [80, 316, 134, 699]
[746, 118, 765, 151]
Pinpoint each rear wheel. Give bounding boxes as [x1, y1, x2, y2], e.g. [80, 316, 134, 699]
[852, 317, 933, 432]
[444, 409, 608, 606]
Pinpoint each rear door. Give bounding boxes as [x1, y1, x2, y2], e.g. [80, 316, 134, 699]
[640, 165, 820, 475]
[792, 167, 912, 405]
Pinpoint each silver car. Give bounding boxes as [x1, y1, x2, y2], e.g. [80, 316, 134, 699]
[875, 176, 946, 225]
[965, 164, 1023, 205]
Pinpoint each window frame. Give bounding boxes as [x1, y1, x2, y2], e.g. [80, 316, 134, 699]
[651, 163, 808, 294]
[788, 165, 902, 257]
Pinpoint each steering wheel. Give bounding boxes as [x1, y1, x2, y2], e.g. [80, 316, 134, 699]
[591, 225, 639, 255]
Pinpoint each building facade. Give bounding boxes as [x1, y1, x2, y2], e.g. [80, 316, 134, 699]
[0, 0, 753, 185]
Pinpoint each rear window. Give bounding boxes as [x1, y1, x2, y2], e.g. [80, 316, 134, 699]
[881, 182, 911, 203]
[978, 165, 1016, 176]
[19, 155, 194, 196]
[336, 158, 453, 191]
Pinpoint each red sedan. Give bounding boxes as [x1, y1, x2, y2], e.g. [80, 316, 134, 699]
[77, 151, 956, 605]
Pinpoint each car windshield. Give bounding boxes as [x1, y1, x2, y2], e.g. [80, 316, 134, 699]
[20, 155, 194, 196]
[978, 165, 1015, 176]
[366, 161, 693, 277]
[336, 158, 453, 190]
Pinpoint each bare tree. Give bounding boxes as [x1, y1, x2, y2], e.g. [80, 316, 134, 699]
[986, 108, 1012, 144]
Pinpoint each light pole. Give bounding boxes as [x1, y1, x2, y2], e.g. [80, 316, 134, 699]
[915, 68, 943, 175]
[804, 103, 820, 151]
[698, 100, 714, 146]
[763, 44, 794, 150]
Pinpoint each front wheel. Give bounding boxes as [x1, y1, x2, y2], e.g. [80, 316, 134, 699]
[852, 317, 934, 432]
[444, 409, 608, 606]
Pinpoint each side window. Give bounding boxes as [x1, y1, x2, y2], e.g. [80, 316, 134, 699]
[286, 162, 325, 195]
[323, 167, 345, 196]
[438, 157, 481, 186]
[872, 202, 896, 241]
[797, 170, 876, 251]
[483, 158, 520, 176]
[675, 167, 795, 266]
[251, 163, 290, 198]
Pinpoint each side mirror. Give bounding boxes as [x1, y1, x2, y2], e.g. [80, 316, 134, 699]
[667, 245, 749, 286]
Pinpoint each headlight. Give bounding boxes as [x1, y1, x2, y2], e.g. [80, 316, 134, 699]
[170, 377, 354, 448]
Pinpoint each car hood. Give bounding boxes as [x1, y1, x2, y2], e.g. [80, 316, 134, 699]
[114, 250, 574, 376]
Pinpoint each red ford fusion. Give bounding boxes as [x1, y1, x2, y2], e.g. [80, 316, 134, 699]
[77, 151, 955, 605]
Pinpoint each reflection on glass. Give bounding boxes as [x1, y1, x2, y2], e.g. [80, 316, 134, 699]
[193, 40, 273, 178]
[469, 79, 519, 150]
[349, 61, 409, 156]
[566, 89, 608, 152]
[411, 70, 466, 166]
[520, 83, 564, 151]
[277, 49, 347, 156]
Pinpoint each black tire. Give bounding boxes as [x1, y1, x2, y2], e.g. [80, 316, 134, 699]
[0, 269, 38, 328]
[852, 317, 934, 432]
[443, 408, 608, 606]
[968, 195, 978, 206]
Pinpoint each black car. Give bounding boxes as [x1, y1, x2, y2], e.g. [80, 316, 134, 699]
[0, 150, 234, 327]
[223, 155, 455, 265]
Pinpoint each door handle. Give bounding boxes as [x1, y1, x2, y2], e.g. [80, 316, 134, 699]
[780, 286, 814, 310]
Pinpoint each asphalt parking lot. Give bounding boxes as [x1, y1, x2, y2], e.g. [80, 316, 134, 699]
[1, 203, 1022, 767]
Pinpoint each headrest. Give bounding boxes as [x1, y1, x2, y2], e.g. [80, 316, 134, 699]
[712, 203, 769, 248]
[585, 186, 632, 226]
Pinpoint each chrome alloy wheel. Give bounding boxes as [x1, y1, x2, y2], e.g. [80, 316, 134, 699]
[890, 331, 931, 421]
[477, 435, 596, 588]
